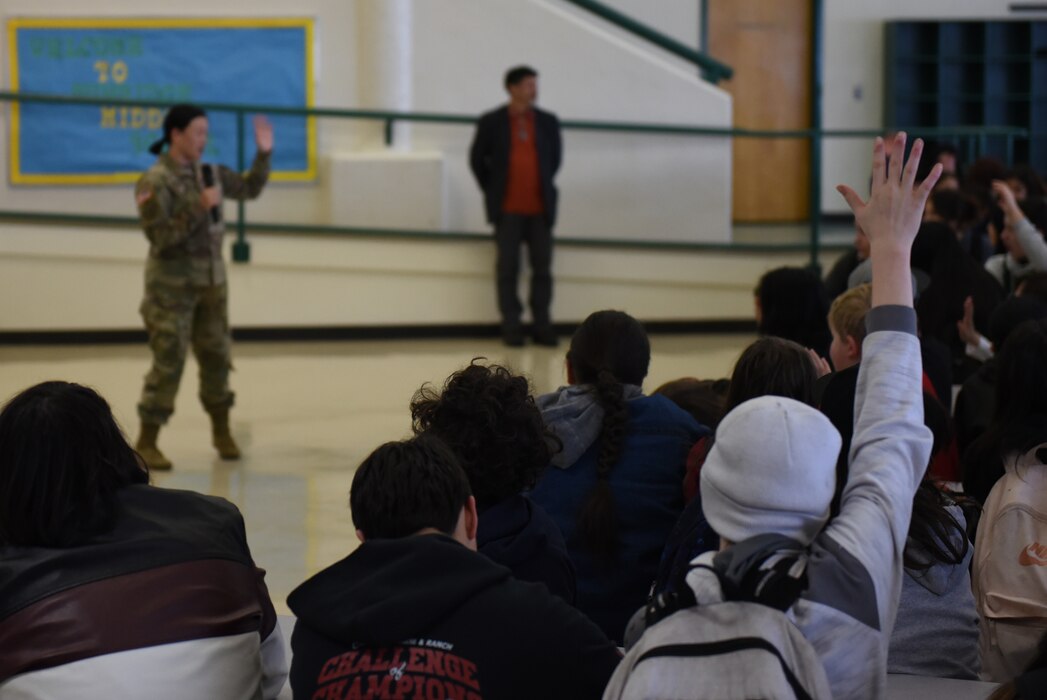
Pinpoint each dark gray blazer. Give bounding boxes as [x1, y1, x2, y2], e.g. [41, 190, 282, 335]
[469, 105, 562, 227]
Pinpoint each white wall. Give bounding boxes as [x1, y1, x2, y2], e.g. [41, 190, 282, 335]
[0, 0, 742, 332]
[1, 0, 732, 242]
[0, 221, 833, 331]
[409, 0, 731, 242]
[823, 0, 1027, 212]
[602, 0, 700, 55]
[0, 0, 363, 226]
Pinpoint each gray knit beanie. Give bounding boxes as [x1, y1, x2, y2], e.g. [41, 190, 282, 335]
[701, 396, 842, 546]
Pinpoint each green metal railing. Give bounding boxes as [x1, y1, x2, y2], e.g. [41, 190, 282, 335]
[0, 90, 1030, 268]
[562, 0, 732, 83]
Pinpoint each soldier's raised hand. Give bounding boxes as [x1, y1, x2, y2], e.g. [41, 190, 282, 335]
[254, 115, 274, 154]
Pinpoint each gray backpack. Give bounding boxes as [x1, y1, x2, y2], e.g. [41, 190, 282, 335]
[604, 538, 831, 700]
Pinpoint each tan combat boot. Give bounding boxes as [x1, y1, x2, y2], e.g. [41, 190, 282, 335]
[209, 408, 241, 460]
[136, 422, 173, 471]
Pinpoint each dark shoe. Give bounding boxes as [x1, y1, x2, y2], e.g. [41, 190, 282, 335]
[502, 328, 526, 347]
[532, 327, 559, 347]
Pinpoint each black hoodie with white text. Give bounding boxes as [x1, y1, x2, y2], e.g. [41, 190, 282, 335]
[286, 534, 620, 699]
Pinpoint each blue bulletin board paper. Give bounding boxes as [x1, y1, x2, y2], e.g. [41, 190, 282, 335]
[7, 18, 316, 185]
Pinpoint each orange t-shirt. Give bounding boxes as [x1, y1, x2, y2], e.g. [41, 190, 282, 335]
[502, 110, 544, 216]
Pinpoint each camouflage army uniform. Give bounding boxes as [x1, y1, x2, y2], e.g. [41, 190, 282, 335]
[136, 151, 270, 425]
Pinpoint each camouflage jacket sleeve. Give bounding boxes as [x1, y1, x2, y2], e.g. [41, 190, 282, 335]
[218, 151, 272, 201]
[135, 171, 203, 249]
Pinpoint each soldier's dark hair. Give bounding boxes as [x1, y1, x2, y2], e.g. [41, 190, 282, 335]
[504, 65, 538, 89]
[349, 435, 472, 540]
[149, 103, 207, 155]
[568, 310, 650, 567]
[411, 361, 560, 510]
[0, 381, 149, 547]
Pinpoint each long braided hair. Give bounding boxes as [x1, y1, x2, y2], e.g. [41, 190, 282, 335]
[568, 311, 650, 566]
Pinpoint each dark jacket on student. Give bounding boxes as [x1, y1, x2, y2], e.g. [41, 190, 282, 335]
[531, 389, 707, 643]
[478, 494, 577, 604]
[286, 534, 620, 700]
[954, 358, 997, 469]
[0, 485, 286, 699]
[824, 248, 863, 301]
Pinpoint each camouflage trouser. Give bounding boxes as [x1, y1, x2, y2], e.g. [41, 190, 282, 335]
[138, 282, 234, 425]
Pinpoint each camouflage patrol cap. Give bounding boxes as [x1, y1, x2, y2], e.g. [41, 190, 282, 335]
[149, 104, 207, 155]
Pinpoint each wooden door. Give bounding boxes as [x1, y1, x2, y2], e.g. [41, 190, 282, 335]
[709, 0, 812, 222]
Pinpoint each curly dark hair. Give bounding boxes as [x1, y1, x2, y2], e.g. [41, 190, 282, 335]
[411, 361, 559, 510]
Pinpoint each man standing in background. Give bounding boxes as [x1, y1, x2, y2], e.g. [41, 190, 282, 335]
[134, 104, 273, 470]
[470, 66, 562, 347]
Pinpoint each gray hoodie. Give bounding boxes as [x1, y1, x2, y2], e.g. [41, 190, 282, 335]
[784, 307, 933, 699]
[887, 505, 980, 679]
[606, 307, 934, 699]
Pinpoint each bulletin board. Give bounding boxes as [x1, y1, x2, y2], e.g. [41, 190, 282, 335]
[6, 18, 316, 185]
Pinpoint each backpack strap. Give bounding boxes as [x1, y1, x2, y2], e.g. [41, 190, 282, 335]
[714, 535, 809, 611]
[634, 639, 816, 700]
[644, 566, 699, 628]
[645, 537, 810, 627]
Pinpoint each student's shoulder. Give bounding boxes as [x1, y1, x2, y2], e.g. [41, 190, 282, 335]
[481, 577, 617, 674]
[475, 575, 580, 627]
[633, 394, 710, 436]
[119, 485, 247, 541]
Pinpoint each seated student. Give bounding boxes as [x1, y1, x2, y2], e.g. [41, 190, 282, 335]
[410, 361, 576, 603]
[923, 187, 977, 240]
[964, 157, 1010, 262]
[648, 336, 820, 611]
[286, 435, 620, 699]
[821, 283, 874, 512]
[828, 281, 961, 484]
[985, 180, 1047, 294]
[755, 266, 832, 358]
[608, 133, 938, 699]
[652, 377, 729, 504]
[970, 318, 1047, 680]
[1006, 164, 1046, 205]
[0, 381, 286, 699]
[910, 220, 1005, 382]
[530, 310, 707, 644]
[954, 270, 1047, 370]
[821, 285, 980, 679]
[651, 377, 729, 432]
[824, 221, 871, 301]
[955, 296, 1047, 470]
[933, 141, 961, 177]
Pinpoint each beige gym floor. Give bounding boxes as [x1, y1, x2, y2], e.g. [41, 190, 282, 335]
[0, 333, 752, 613]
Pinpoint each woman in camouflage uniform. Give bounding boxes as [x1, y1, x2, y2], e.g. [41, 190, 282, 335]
[134, 104, 273, 470]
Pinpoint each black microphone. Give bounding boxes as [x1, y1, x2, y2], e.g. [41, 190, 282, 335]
[201, 164, 220, 224]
